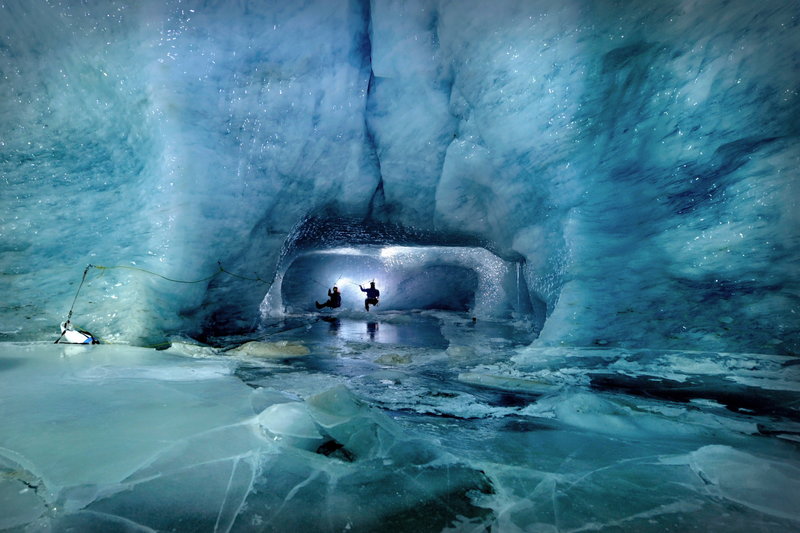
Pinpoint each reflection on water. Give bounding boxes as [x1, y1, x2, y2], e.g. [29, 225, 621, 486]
[320, 316, 340, 335]
[367, 322, 378, 341]
[259, 311, 534, 352]
[313, 316, 448, 348]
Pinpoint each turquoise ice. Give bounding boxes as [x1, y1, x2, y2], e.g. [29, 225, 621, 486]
[1, 0, 798, 530]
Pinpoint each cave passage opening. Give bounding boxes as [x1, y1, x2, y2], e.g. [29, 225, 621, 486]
[281, 247, 480, 313]
[253, 217, 546, 334]
[273, 244, 540, 323]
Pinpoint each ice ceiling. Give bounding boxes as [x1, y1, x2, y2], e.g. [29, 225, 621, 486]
[0, 0, 798, 353]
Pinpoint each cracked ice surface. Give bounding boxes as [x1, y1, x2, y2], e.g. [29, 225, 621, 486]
[0, 339, 491, 532]
[2, 313, 800, 531]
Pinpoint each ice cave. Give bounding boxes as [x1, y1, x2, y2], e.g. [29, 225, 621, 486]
[1, 0, 799, 531]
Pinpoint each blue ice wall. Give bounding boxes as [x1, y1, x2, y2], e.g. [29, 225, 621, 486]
[1, 0, 379, 342]
[1, 0, 798, 352]
[367, 0, 800, 353]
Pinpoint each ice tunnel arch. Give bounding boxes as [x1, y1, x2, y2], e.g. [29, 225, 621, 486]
[276, 246, 507, 315]
[256, 218, 543, 325]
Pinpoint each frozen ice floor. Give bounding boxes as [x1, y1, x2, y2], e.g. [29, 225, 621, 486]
[2, 311, 800, 532]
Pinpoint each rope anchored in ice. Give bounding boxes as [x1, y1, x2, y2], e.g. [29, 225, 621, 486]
[54, 262, 270, 344]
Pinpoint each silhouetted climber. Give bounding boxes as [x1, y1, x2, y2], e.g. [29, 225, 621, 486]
[315, 286, 341, 310]
[360, 281, 380, 311]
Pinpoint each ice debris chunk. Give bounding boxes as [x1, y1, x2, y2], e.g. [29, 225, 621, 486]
[374, 352, 413, 365]
[521, 391, 758, 439]
[258, 401, 325, 451]
[165, 339, 220, 358]
[259, 384, 444, 462]
[227, 340, 310, 358]
[307, 385, 406, 461]
[458, 371, 557, 395]
[245, 385, 495, 531]
[687, 445, 800, 520]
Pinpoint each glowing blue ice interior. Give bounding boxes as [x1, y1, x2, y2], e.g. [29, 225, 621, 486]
[275, 245, 533, 318]
[1, 0, 799, 531]
[280, 247, 481, 313]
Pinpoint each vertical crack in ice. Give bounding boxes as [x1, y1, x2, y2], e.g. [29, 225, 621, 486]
[213, 453, 257, 533]
[396, 463, 469, 518]
[283, 468, 323, 504]
[261, 463, 326, 528]
[123, 452, 256, 489]
[362, 0, 387, 222]
[547, 475, 560, 531]
[213, 458, 239, 533]
[325, 467, 341, 531]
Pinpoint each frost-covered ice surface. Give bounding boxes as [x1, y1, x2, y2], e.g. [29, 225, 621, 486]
[3, 312, 799, 532]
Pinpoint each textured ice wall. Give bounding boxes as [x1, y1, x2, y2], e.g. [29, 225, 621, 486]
[0, 2, 161, 341]
[367, 0, 800, 354]
[1, 0, 378, 342]
[1, 0, 798, 352]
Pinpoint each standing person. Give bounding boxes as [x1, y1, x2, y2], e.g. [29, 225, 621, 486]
[360, 281, 380, 311]
[315, 286, 342, 310]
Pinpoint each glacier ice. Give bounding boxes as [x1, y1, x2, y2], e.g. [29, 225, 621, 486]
[1, 0, 799, 530]
[0, 341, 497, 531]
[1, 0, 796, 351]
[3, 316, 800, 531]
